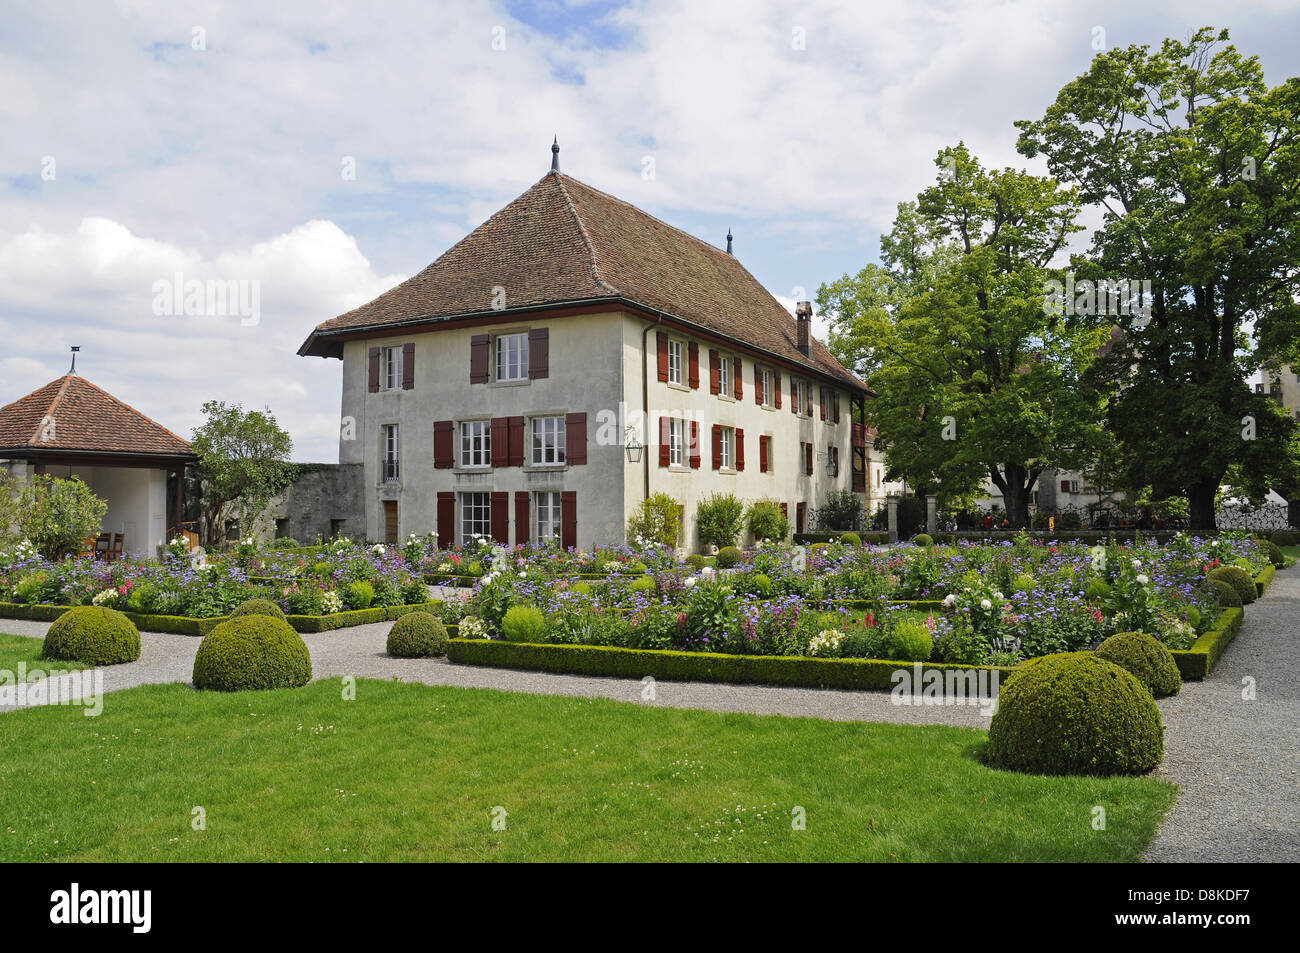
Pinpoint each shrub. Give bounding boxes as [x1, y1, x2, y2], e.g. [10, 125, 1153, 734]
[746, 500, 790, 543]
[631, 575, 658, 594]
[744, 573, 774, 598]
[813, 489, 864, 531]
[913, 533, 934, 548]
[192, 616, 311, 691]
[346, 580, 376, 610]
[1012, 573, 1036, 594]
[840, 532, 862, 547]
[887, 619, 933, 662]
[271, 537, 301, 550]
[1268, 529, 1300, 547]
[1207, 566, 1255, 605]
[715, 546, 743, 569]
[1096, 632, 1182, 698]
[42, 606, 140, 666]
[696, 493, 745, 549]
[230, 598, 286, 620]
[685, 554, 708, 571]
[1262, 540, 1286, 568]
[1209, 579, 1242, 608]
[386, 613, 449, 657]
[986, 653, 1163, 775]
[502, 605, 547, 643]
[626, 492, 684, 548]
[1084, 578, 1112, 603]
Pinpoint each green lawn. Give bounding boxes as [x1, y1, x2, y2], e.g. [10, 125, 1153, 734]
[0, 678, 1175, 862]
[1280, 545, 1299, 567]
[0, 633, 87, 682]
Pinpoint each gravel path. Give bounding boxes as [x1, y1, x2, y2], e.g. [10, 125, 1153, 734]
[1144, 568, 1300, 863]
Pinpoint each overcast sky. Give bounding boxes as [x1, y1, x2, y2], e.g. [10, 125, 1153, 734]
[3, 0, 1298, 461]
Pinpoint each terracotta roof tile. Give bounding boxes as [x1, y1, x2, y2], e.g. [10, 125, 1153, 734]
[0, 375, 194, 457]
[300, 172, 865, 390]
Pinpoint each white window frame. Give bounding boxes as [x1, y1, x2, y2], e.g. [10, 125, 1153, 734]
[495, 332, 529, 382]
[827, 445, 839, 477]
[460, 420, 492, 468]
[382, 345, 403, 391]
[719, 426, 733, 470]
[718, 355, 732, 397]
[460, 492, 491, 544]
[669, 418, 684, 466]
[535, 491, 562, 543]
[668, 339, 684, 385]
[794, 380, 808, 416]
[762, 368, 773, 407]
[382, 424, 400, 483]
[530, 416, 566, 466]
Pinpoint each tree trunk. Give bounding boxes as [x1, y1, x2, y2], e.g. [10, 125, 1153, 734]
[1188, 482, 1218, 531]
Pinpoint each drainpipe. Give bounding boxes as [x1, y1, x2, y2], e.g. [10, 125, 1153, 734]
[641, 314, 663, 502]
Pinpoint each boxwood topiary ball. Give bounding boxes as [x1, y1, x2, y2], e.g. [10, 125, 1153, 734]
[887, 619, 933, 662]
[1208, 579, 1241, 608]
[986, 652, 1163, 776]
[839, 532, 862, 547]
[43, 606, 141, 666]
[1207, 565, 1255, 605]
[386, 612, 449, 658]
[192, 616, 311, 691]
[1096, 632, 1182, 697]
[715, 546, 742, 568]
[229, 598, 286, 620]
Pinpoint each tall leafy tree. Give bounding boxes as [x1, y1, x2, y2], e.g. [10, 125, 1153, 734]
[1016, 27, 1300, 528]
[819, 145, 1111, 526]
[191, 401, 296, 547]
[18, 475, 108, 560]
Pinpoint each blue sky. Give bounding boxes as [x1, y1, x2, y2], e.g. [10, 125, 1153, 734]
[2, 0, 1299, 460]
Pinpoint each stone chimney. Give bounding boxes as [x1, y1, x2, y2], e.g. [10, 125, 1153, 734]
[796, 301, 812, 356]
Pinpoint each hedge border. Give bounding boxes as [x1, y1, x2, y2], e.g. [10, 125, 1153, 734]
[1255, 566, 1275, 596]
[0, 600, 441, 636]
[1168, 607, 1243, 680]
[446, 638, 1014, 694]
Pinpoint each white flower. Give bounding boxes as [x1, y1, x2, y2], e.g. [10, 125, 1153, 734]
[322, 591, 344, 614]
[980, 599, 992, 610]
[1136, 574, 1150, 586]
[684, 576, 698, 588]
[942, 594, 957, 608]
[993, 591, 1004, 601]
[808, 629, 846, 658]
[1131, 559, 1141, 569]
[459, 617, 487, 639]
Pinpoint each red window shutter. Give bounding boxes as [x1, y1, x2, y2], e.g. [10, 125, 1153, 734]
[791, 379, 799, 414]
[712, 424, 722, 469]
[774, 370, 782, 409]
[565, 412, 587, 465]
[805, 442, 814, 476]
[689, 420, 700, 468]
[754, 365, 762, 405]
[688, 342, 700, 389]
[470, 334, 490, 384]
[490, 492, 509, 544]
[733, 358, 743, 400]
[1061, 480, 1070, 493]
[515, 492, 530, 546]
[367, 347, 380, 393]
[759, 435, 769, 472]
[657, 332, 669, 382]
[433, 420, 454, 469]
[528, 328, 549, 379]
[659, 416, 671, 467]
[735, 428, 745, 471]
[780, 501, 788, 520]
[508, 416, 524, 467]
[401, 342, 415, 390]
[806, 386, 813, 418]
[436, 492, 455, 549]
[709, 349, 720, 394]
[490, 417, 509, 467]
[560, 491, 577, 550]
[796, 502, 806, 534]
[819, 387, 826, 420]
[833, 394, 841, 423]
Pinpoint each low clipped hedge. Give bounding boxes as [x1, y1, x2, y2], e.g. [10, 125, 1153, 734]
[42, 606, 141, 666]
[1169, 607, 1242, 680]
[230, 598, 286, 620]
[794, 532, 889, 546]
[1095, 632, 1181, 697]
[192, 616, 312, 691]
[1254, 565, 1276, 595]
[386, 613, 449, 657]
[446, 638, 1014, 694]
[985, 652, 1164, 776]
[0, 601, 440, 636]
[1208, 580, 1241, 608]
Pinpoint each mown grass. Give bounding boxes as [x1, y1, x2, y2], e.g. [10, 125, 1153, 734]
[0, 678, 1176, 862]
[0, 633, 87, 682]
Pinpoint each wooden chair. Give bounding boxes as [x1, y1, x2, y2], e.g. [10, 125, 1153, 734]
[79, 535, 98, 559]
[94, 533, 111, 561]
[107, 533, 125, 562]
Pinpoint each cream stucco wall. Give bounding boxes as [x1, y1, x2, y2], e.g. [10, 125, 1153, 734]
[337, 309, 864, 550]
[5, 461, 167, 557]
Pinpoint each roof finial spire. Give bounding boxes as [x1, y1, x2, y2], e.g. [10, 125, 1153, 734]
[550, 135, 560, 173]
[726, 228, 733, 255]
[69, 345, 80, 375]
